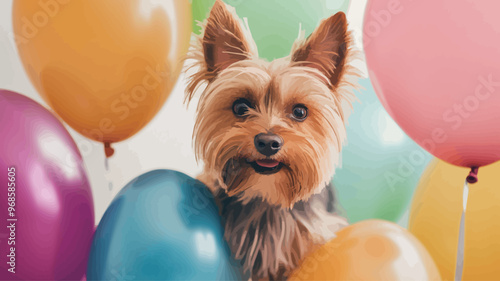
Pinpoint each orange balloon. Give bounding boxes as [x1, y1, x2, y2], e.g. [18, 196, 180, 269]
[13, 0, 191, 155]
[289, 220, 441, 280]
[409, 160, 500, 280]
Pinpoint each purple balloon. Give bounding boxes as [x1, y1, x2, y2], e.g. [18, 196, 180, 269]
[0, 90, 94, 280]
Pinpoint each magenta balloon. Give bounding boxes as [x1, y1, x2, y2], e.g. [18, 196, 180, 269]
[364, 0, 500, 167]
[0, 90, 94, 280]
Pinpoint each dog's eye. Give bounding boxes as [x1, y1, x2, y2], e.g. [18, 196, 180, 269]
[291, 104, 308, 121]
[232, 98, 252, 117]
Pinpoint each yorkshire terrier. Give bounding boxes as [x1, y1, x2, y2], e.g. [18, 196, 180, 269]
[185, 0, 358, 279]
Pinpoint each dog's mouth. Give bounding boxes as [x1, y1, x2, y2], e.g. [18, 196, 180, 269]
[220, 157, 287, 195]
[248, 159, 283, 175]
[221, 158, 284, 188]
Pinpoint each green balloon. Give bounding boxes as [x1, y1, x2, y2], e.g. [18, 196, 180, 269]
[332, 79, 432, 223]
[191, 0, 350, 61]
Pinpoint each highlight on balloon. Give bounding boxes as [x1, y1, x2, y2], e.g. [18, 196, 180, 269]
[0, 0, 498, 280]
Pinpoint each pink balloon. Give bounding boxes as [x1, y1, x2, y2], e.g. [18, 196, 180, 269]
[364, 0, 500, 167]
[0, 90, 94, 280]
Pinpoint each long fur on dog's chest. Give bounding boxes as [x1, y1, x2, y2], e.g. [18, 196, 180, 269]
[214, 185, 347, 280]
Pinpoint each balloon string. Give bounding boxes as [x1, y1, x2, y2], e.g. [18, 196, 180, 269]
[103, 142, 114, 191]
[104, 156, 109, 172]
[104, 155, 114, 191]
[455, 178, 470, 281]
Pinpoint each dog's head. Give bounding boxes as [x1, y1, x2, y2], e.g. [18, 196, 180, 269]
[186, 0, 357, 207]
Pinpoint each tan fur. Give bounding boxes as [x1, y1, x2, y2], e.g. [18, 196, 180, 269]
[215, 187, 346, 280]
[184, 0, 359, 279]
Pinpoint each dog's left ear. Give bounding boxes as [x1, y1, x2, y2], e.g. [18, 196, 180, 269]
[292, 12, 350, 88]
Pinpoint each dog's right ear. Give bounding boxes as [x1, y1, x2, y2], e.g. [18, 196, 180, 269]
[203, 0, 250, 75]
[185, 0, 250, 103]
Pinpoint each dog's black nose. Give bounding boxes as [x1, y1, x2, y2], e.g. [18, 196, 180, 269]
[254, 133, 283, 156]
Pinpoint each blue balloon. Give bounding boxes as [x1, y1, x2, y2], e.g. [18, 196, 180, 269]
[332, 79, 432, 223]
[87, 170, 243, 280]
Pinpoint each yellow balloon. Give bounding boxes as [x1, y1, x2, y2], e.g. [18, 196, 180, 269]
[290, 220, 441, 280]
[13, 0, 191, 155]
[409, 159, 500, 280]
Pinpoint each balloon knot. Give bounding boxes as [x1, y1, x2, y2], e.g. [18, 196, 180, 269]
[466, 166, 479, 184]
[104, 142, 115, 158]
